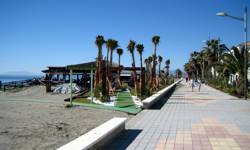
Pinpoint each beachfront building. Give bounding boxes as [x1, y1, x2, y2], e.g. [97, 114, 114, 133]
[41, 60, 145, 92]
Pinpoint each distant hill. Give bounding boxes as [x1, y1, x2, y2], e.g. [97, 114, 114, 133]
[0, 71, 42, 76]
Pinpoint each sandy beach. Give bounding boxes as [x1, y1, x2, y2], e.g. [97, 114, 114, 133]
[0, 86, 130, 150]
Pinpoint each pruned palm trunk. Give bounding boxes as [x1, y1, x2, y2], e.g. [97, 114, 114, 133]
[96, 57, 103, 84]
[102, 62, 106, 98]
[108, 50, 114, 95]
[151, 55, 156, 89]
[145, 64, 150, 85]
[139, 54, 143, 95]
[106, 48, 110, 99]
[94, 66, 98, 87]
[157, 62, 161, 87]
[148, 62, 152, 86]
[109, 50, 113, 82]
[166, 66, 169, 82]
[94, 56, 102, 87]
[131, 53, 138, 96]
[118, 54, 122, 87]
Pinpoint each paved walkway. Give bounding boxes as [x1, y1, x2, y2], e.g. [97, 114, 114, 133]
[106, 81, 250, 150]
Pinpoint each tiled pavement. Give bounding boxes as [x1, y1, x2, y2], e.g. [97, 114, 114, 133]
[106, 81, 250, 150]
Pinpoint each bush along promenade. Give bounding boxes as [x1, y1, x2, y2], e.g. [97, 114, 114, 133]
[184, 39, 250, 99]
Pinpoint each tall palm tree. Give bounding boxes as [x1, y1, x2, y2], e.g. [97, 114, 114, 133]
[157, 55, 163, 87]
[105, 39, 114, 98]
[136, 44, 144, 94]
[127, 40, 138, 96]
[152, 35, 160, 88]
[219, 46, 245, 95]
[95, 35, 105, 86]
[116, 48, 123, 86]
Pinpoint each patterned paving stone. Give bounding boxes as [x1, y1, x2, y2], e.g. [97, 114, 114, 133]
[106, 81, 250, 150]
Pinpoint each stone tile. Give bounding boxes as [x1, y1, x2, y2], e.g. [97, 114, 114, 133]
[107, 81, 250, 150]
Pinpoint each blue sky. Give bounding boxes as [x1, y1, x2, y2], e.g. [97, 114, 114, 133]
[0, 0, 248, 75]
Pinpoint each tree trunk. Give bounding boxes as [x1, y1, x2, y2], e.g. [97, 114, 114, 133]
[158, 62, 161, 88]
[94, 57, 100, 87]
[118, 55, 122, 87]
[140, 54, 143, 95]
[106, 48, 110, 100]
[102, 65, 106, 98]
[109, 50, 113, 82]
[132, 53, 138, 96]
[151, 45, 157, 89]
[99, 56, 102, 84]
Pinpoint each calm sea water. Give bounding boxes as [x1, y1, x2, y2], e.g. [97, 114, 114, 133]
[0, 75, 41, 83]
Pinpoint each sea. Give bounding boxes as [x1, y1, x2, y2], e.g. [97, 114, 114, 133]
[0, 75, 42, 83]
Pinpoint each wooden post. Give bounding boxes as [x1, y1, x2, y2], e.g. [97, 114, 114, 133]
[70, 70, 73, 106]
[63, 74, 66, 82]
[91, 69, 93, 103]
[57, 74, 60, 81]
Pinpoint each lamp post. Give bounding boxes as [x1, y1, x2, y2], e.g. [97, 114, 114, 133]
[216, 6, 248, 99]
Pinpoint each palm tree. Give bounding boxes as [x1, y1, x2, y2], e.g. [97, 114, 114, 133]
[158, 56, 163, 78]
[184, 62, 194, 78]
[165, 59, 170, 81]
[95, 35, 105, 86]
[127, 40, 138, 96]
[152, 35, 160, 88]
[105, 39, 114, 98]
[219, 46, 245, 95]
[147, 56, 153, 86]
[144, 58, 149, 85]
[109, 40, 119, 74]
[175, 69, 183, 78]
[157, 55, 163, 87]
[136, 44, 144, 94]
[116, 48, 123, 86]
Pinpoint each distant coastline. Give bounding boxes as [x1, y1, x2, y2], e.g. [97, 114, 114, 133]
[0, 75, 42, 83]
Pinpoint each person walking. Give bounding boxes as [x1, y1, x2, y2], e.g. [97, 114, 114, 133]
[197, 79, 201, 92]
[191, 78, 195, 92]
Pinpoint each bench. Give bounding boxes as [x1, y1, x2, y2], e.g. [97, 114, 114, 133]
[57, 117, 127, 150]
[142, 79, 182, 109]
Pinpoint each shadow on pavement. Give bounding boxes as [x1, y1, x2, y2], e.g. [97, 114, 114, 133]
[149, 85, 177, 110]
[104, 129, 142, 150]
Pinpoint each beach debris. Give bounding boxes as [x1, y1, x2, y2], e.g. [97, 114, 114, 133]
[53, 83, 82, 94]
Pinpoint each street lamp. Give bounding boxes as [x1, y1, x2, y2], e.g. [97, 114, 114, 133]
[216, 7, 248, 99]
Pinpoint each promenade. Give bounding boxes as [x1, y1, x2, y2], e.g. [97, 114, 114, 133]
[107, 81, 250, 150]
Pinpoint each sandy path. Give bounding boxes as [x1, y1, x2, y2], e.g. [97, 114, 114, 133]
[0, 86, 130, 150]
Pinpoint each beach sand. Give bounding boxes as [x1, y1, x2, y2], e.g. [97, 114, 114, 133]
[0, 86, 130, 150]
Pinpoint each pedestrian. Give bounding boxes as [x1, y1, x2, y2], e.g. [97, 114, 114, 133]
[191, 78, 195, 92]
[197, 79, 201, 92]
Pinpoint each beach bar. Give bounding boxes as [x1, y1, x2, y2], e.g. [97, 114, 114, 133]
[42, 60, 145, 92]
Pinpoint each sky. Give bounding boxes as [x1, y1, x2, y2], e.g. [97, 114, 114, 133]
[0, 0, 249, 75]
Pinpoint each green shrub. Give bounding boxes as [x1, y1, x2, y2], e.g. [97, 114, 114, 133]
[141, 86, 152, 98]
